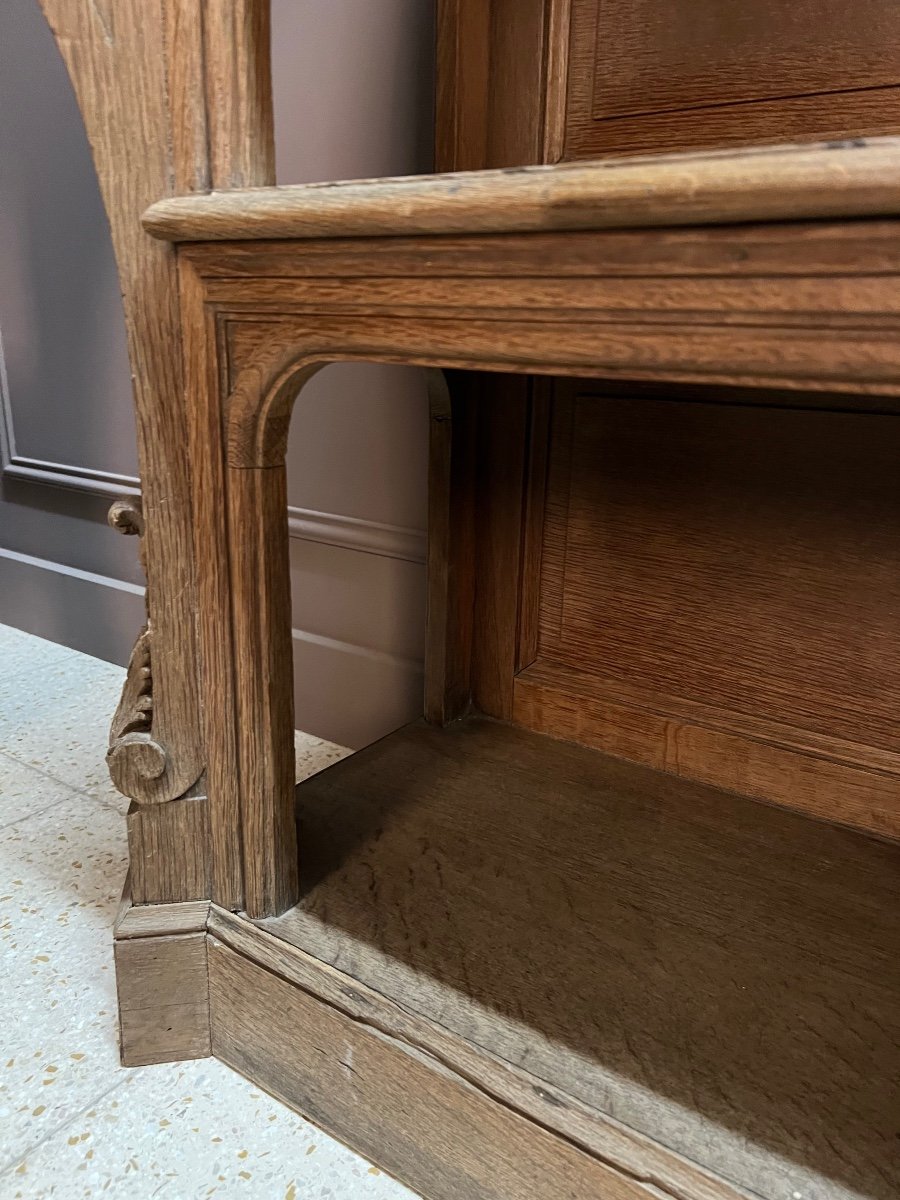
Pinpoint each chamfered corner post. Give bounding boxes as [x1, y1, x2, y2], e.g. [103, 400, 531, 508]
[180, 250, 302, 921]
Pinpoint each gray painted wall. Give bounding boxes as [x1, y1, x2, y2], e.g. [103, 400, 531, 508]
[0, 0, 434, 749]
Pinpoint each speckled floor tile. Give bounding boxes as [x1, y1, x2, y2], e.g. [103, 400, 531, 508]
[0, 791, 127, 1163]
[0, 754, 75, 828]
[294, 729, 352, 782]
[4, 1058, 417, 1200]
[0, 625, 417, 1199]
[0, 648, 124, 805]
[0, 625, 80, 679]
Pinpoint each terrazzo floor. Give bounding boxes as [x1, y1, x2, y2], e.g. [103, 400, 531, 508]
[0, 623, 419, 1200]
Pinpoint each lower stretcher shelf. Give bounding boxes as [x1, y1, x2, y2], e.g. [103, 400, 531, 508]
[257, 717, 898, 1200]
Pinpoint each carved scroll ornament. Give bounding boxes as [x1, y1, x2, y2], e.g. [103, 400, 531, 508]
[106, 497, 169, 801]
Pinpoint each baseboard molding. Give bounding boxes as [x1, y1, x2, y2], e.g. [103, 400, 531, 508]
[0, 547, 145, 666]
[112, 893, 748, 1198]
[2, 451, 424, 565]
[0, 547, 422, 748]
[291, 627, 423, 749]
[287, 506, 425, 564]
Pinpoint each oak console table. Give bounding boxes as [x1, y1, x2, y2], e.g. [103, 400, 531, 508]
[100, 140, 900, 1200]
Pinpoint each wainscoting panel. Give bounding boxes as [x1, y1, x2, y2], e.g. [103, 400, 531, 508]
[291, 628, 424, 751]
[288, 536, 426, 747]
[1, 0, 433, 751]
[0, 546, 145, 666]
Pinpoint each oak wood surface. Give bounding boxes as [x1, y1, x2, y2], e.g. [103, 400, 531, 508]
[126, 792, 210, 905]
[115, 932, 210, 1067]
[178, 260, 246, 910]
[526, 388, 900, 835]
[115, 896, 210, 940]
[226, 463, 298, 917]
[211, 906, 749, 1200]
[469, 374, 531, 720]
[75, 15, 900, 1192]
[178, 213, 900, 923]
[513, 661, 900, 841]
[435, 0, 561, 172]
[564, 0, 900, 160]
[515, 379, 553, 671]
[209, 939, 691, 1200]
[38, 0, 207, 810]
[190, 221, 900, 446]
[433, 0, 552, 726]
[424, 370, 476, 725]
[590, 0, 900, 121]
[143, 137, 900, 242]
[40, 0, 275, 910]
[263, 716, 900, 1200]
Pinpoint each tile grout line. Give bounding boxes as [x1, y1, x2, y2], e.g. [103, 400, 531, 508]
[0, 1075, 131, 1180]
[0, 748, 128, 821]
[0, 795, 79, 834]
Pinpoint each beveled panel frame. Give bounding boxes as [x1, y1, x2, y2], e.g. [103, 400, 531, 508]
[173, 217, 900, 917]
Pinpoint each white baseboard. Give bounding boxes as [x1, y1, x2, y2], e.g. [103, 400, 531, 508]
[292, 628, 423, 750]
[0, 547, 145, 666]
[0, 548, 423, 750]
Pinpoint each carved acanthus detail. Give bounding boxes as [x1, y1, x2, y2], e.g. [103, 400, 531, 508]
[106, 497, 170, 802]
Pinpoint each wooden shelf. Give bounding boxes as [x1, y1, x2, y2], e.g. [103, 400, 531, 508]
[256, 717, 899, 1200]
[143, 137, 900, 242]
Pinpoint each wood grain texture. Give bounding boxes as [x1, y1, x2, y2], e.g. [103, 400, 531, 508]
[524, 389, 900, 834]
[143, 137, 900, 242]
[434, 0, 554, 723]
[127, 792, 210, 905]
[514, 662, 900, 840]
[211, 906, 749, 1200]
[435, 0, 491, 172]
[196, 226, 900, 459]
[39, 0, 205, 808]
[39, 0, 275, 907]
[183, 216, 900, 280]
[435, 0, 570, 172]
[264, 717, 900, 1200]
[202, 0, 275, 189]
[481, 0, 548, 168]
[589, 0, 900, 121]
[116, 897, 210, 940]
[435, 0, 552, 172]
[470, 375, 530, 719]
[209, 939, 683, 1200]
[199, 220, 900, 467]
[564, 0, 900, 158]
[541, 0, 572, 163]
[516, 379, 552, 671]
[226, 464, 298, 918]
[178, 261, 244, 909]
[115, 932, 210, 1067]
[177, 214, 900, 919]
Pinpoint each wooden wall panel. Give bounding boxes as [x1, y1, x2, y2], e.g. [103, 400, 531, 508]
[434, 1, 560, 720]
[521, 388, 900, 831]
[564, 0, 900, 158]
[590, 0, 900, 121]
